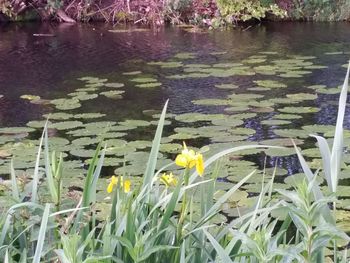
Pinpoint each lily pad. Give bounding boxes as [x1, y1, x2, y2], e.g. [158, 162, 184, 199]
[261, 119, 291, 126]
[215, 84, 238, 89]
[0, 127, 35, 134]
[43, 112, 74, 120]
[122, 71, 142, 75]
[131, 77, 158, 83]
[20, 94, 40, 101]
[148, 61, 183, 68]
[118, 120, 150, 127]
[286, 93, 317, 101]
[254, 80, 287, 89]
[74, 113, 106, 119]
[175, 113, 225, 123]
[272, 114, 302, 120]
[27, 120, 50, 128]
[278, 106, 319, 114]
[50, 121, 83, 130]
[104, 83, 125, 88]
[135, 82, 162, 88]
[174, 52, 196, 59]
[100, 90, 125, 98]
[128, 140, 152, 149]
[51, 98, 81, 110]
[273, 129, 309, 138]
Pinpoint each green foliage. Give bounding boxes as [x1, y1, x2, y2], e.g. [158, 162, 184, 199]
[216, 0, 286, 21]
[288, 0, 350, 21]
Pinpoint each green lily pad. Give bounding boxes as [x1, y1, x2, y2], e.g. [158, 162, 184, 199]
[192, 99, 230, 106]
[316, 88, 340, 94]
[70, 148, 100, 158]
[273, 129, 309, 138]
[74, 113, 106, 119]
[100, 90, 125, 98]
[50, 121, 83, 130]
[260, 138, 303, 146]
[261, 119, 291, 126]
[20, 94, 40, 101]
[71, 137, 100, 146]
[175, 113, 225, 123]
[224, 106, 250, 112]
[148, 61, 183, 68]
[278, 106, 319, 114]
[215, 84, 238, 89]
[254, 80, 287, 89]
[301, 148, 321, 158]
[43, 112, 74, 120]
[286, 93, 317, 101]
[159, 143, 182, 153]
[74, 93, 98, 101]
[272, 114, 302, 120]
[118, 120, 150, 127]
[211, 118, 244, 127]
[127, 140, 152, 149]
[174, 52, 196, 59]
[27, 120, 50, 128]
[247, 87, 271, 91]
[135, 83, 162, 88]
[227, 93, 264, 100]
[284, 173, 323, 187]
[122, 71, 142, 75]
[213, 63, 242, 68]
[104, 83, 125, 88]
[131, 77, 158, 83]
[242, 58, 266, 64]
[0, 127, 35, 134]
[302, 124, 334, 135]
[51, 98, 81, 110]
[263, 147, 296, 157]
[184, 63, 211, 68]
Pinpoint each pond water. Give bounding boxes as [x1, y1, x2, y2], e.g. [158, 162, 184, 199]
[1, 22, 350, 222]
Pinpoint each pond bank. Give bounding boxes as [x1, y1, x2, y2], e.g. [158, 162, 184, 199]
[1, 0, 350, 26]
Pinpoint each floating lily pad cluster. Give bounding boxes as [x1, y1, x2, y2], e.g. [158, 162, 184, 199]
[2, 50, 350, 226]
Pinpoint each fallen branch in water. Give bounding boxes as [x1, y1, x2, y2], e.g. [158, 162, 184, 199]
[56, 9, 76, 23]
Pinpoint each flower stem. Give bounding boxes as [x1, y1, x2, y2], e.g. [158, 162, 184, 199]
[176, 168, 190, 244]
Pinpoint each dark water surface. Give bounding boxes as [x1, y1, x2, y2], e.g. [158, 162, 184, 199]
[0, 22, 349, 124]
[1, 22, 350, 179]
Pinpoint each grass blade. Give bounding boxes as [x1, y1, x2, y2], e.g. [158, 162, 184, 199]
[32, 203, 50, 263]
[44, 121, 58, 203]
[311, 135, 332, 190]
[10, 160, 19, 201]
[142, 100, 168, 190]
[194, 170, 255, 228]
[31, 128, 45, 203]
[330, 61, 350, 192]
[203, 229, 233, 263]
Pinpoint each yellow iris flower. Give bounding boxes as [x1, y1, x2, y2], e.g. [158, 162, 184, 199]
[175, 142, 204, 176]
[107, 175, 131, 193]
[160, 172, 177, 187]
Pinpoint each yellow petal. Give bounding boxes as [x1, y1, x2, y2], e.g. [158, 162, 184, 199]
[175, 154, 188, 167]
[124, 180, 131, 193]
[196, 154, 204, 176]
[170, 177, 177, 186]
[111, 175, 118, 184]
[107, 181, 114, 193]
[160, 173, 170, 186]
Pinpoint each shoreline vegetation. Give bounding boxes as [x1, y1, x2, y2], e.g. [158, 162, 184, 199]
[1, 0, 350, 27]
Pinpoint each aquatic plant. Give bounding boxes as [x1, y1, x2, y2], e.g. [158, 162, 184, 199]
[1, 59, 350, 262]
